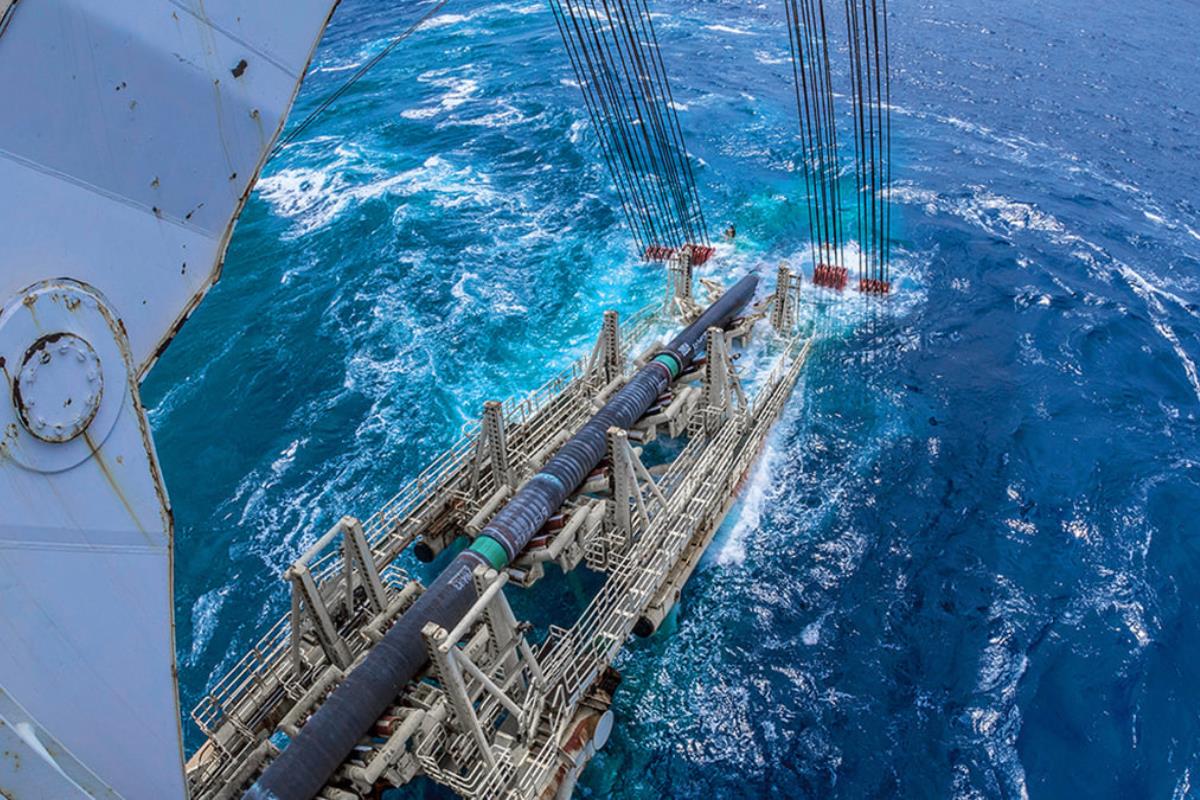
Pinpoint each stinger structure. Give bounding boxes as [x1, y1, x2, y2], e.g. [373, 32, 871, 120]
[0, 3, 889, 799]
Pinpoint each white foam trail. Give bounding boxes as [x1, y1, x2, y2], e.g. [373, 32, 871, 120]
[1114, 262, 1200, 401]
[801, 610, 831, 646]
[716, 438, 777, 566]
[714, 380, 812, 566]
[313, 60, 364, 74]
[893, 105, 1200, 254]
[964, 576, 1031, 800]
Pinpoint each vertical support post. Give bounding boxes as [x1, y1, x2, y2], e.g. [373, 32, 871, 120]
[473, 566, 518, 678]
[771, 265, 799, 333]
[482, 400, 515, 490]
[340, 532, 356, 619]
[290, 583, 304, 677]
[605, 427, 657, 553]
[703, 327, 729, 432]
[666, 250, 695, 318]
[702, 326, 747, 433]
[424, 624, 498, 771]
[468, 427, 486, 497]
[601, 310, 622, 385]
[587, 310, 624, 390]
[341, 516, 387, 615]
[606, 428, 635, 551]
[286, 564, 352, 669]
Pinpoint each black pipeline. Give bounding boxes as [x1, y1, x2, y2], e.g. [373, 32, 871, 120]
[246, 274, 759, 800]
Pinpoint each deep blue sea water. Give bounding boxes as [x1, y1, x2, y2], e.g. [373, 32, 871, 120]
[142, 1, 1200, 797]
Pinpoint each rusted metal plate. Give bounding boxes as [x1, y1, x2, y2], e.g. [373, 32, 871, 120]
[0, 280, 179, 800]
[0, 0, 338, 377]
[0, 2, 338, 799]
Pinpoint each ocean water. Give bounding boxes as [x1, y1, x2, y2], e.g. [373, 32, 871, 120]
[142, 1, 1200, 797]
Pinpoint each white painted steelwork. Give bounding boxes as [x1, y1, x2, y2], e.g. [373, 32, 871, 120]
[187, 269, 814, 799]
[0, 1, 338, 798]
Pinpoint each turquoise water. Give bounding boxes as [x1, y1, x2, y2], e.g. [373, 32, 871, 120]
[144, 1, 1200, 797]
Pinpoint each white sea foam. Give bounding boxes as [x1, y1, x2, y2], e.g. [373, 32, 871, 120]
[402, 71, 480, 120]
[314, 60, 364, 74]
[1115, 600, 1152, 647]
[706, 24, 755, 36]
[716, 438, 777, 566]
[186, 586, 230, 666]
[501, 3, 545, 15]
[894, 104, 1200, 258]
[445, 103, 529, 129]
[258, 153, 503, 238]
[753, 50, 789, 65]
[419, 13, 469, 30]
[963, 577, 1031, 800]
[801, 611, 831, 646]
[271, 438, 305, 476]
[1173, 768, 1192, 800]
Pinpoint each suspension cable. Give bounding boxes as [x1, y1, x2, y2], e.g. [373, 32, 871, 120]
[785, 0, 893, 295]
[551, 0, 710, 258]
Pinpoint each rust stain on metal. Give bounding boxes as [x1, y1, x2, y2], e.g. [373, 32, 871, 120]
[135, 0, 341, 381]
[19, 294, 39, 331]
[149, 330, 176, 367]
[0, 423, 15, 461]
[10, 333, 70, 435]
[80, 280, 174, 535]
[250, 107, 266, 147]
[231, 58, 248, 78]
[82, 430, 147, 536]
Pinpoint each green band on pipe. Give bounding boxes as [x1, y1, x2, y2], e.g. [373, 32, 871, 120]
[653, 353, 682, 378]
[470, 537, 509, 569]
